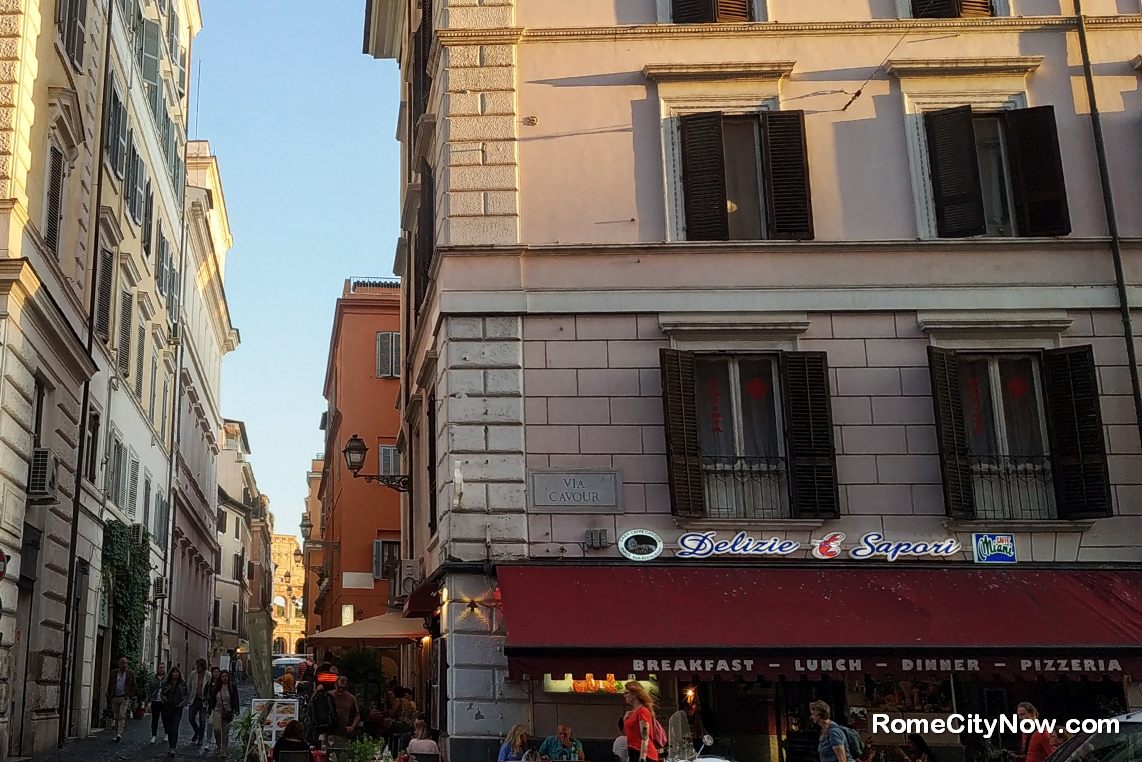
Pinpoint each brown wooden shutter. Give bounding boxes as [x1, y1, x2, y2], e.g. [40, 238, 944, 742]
[958, 0, 993, 15]
[45, 147, 64, 258]
[679, 112, 729, 241]
[660, 348, 705, 518]
[781, 351, 838, 519]
[1042, 346, 1112, 519]
[715, 0, 750, 21]
[927, 346, 975, 519]
[762, 111, 814, 241]
[925, 105, 986, 238]
[1004, 106, 1071, 238]
[672, 0, 716, 23]
[911, 0, 959, 16]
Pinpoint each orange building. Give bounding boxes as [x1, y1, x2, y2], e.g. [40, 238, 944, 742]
[309, 279, 402, 634]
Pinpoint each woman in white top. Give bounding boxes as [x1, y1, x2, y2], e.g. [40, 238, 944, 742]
[407, 718, 441, 757]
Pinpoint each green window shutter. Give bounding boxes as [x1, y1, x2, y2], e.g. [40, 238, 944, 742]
[927, 345, 975, 519]
[1042, 346, 1112, 519]
[1004, 106, 1071, 237]
[924, 105, 986, 238]
[762, 110, 814, 240]
[679, 111, 729, 241]
[659, 348, 705, 517]
[781, 351, 838, 519]
[117, 291, 133, 376]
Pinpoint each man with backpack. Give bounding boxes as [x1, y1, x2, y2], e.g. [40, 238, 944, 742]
[810, 701, 864, 762]
[307, 667, 339, 747]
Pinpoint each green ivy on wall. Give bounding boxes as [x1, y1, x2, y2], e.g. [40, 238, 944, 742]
[102, 519, 154, 686]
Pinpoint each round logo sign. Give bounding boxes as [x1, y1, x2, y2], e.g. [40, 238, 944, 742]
[618, 529, 664, 562]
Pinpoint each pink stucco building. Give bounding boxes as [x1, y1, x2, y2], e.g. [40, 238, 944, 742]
[363, 1, 1142, 760]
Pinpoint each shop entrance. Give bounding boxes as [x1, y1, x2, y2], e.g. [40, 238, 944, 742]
[675, 678, 846, 762]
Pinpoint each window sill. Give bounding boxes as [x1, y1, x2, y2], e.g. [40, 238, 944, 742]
[942, 519, 1095, 532]
[674, 517, 825, 531]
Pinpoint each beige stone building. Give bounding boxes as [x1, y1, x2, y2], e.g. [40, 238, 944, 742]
[365, 0, 1142, 760]
[271, 534, 306, 655]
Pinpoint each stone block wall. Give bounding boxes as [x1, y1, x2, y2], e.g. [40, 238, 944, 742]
[438, 0, 520, 247]
[506, 310, 1142, 562]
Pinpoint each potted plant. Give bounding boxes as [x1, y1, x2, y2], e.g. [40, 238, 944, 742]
[132, 664, 154, 719]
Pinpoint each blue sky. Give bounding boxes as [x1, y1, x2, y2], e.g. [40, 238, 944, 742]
[193, 0, 401, 539]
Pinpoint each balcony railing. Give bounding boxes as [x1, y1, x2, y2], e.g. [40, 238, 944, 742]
[700, 455, 791, 519]
[968, 455, 1057, 520]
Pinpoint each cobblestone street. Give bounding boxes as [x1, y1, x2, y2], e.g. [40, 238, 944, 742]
[46, 682, 259, 762]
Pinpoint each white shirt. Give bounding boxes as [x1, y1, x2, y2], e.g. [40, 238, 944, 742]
[408, 739, 441, 756]
[613, 737, 629, 762]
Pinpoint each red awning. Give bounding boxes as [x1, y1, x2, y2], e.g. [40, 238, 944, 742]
[498, 565, 1142, 680]
[403, 578, 440, 618]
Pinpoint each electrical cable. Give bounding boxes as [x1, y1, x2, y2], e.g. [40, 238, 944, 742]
[841, 0, 946, 112]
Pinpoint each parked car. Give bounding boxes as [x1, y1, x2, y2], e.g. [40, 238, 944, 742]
[1046, 711, 1142, 762]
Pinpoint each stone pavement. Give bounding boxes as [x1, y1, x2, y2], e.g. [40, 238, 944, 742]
[46, 680, 260, 762]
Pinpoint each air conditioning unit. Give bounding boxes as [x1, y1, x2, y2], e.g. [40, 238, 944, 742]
[130, 522, 147, 545]
[28, 448, 58, 498]
[153, 577, 168, 599]
[387, 560, 421, 609]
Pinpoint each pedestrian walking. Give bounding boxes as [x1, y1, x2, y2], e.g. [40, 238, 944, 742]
[160, 666, 190, 756]
[105, 656, 136, 743]
[208, 669, 240, 756]
[623, 683, 658, 762]
[188, 658, 210, 746]
[148, 662, 168, 743]
[810, 701, 852, 762]
[1017, 703, 1056, 762]
[234, 655, 244, 683]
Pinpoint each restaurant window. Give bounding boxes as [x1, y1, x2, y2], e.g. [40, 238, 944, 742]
[928, 345, 1112, 521]
[924, 105, 1069, 239]
[679, 111, 813, 241]
[660, 349, 838, 520]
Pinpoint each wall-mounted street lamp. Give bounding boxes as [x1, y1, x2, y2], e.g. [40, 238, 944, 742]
[342, 434, 410, 492]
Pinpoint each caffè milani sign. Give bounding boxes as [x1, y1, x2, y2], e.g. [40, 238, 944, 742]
[675, 531, 962, 561]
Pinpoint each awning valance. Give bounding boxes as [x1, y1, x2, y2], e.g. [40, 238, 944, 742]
[497, 565, 1142, 680]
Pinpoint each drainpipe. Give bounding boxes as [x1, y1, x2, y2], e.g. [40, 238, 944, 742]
[59, 0, 116, 746]
[1073, 0, 1142, 446]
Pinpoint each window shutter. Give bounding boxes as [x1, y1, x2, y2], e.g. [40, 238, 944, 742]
[415, 162, 435, 316]
[958, 0, 992, 15]
[1004, 106, 1071, 238]
[393, 333, 402, 378]
[128, 457, 140, 517]
[377, 332, 393, 377]
[672, 0, 716, 23]
[156, 233, 168, 297]
[178, 49, 187, 98]
[149, 355, 158, 419]
[96, 248, 114, 341]
[117, 291, 133, 376]
[925, 105, 986, 238]
[373, 539, 383, 580]
[781, 351, 838, 519]
[135, 324, 145, 398]
[715, 0, 750, 21]
[116, 104, 128, 180]
[1042, 346, 1112, 519]
[142, 181, 154, 259]
[167, 9, 179, 59]
[45, 146, 64, 258]
[118, 441, 129, 508]
[911, 0, 959, 16]
[927, 346, 975, 519]
[659, 348, 705, 517]
[679, 112, 729, 241]
[168, 267, 180, 323]
[762, 110, 814, 240]
[141, 19, 161, 87]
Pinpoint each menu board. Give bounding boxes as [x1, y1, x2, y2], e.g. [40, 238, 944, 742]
[252, 699, 300, 745]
